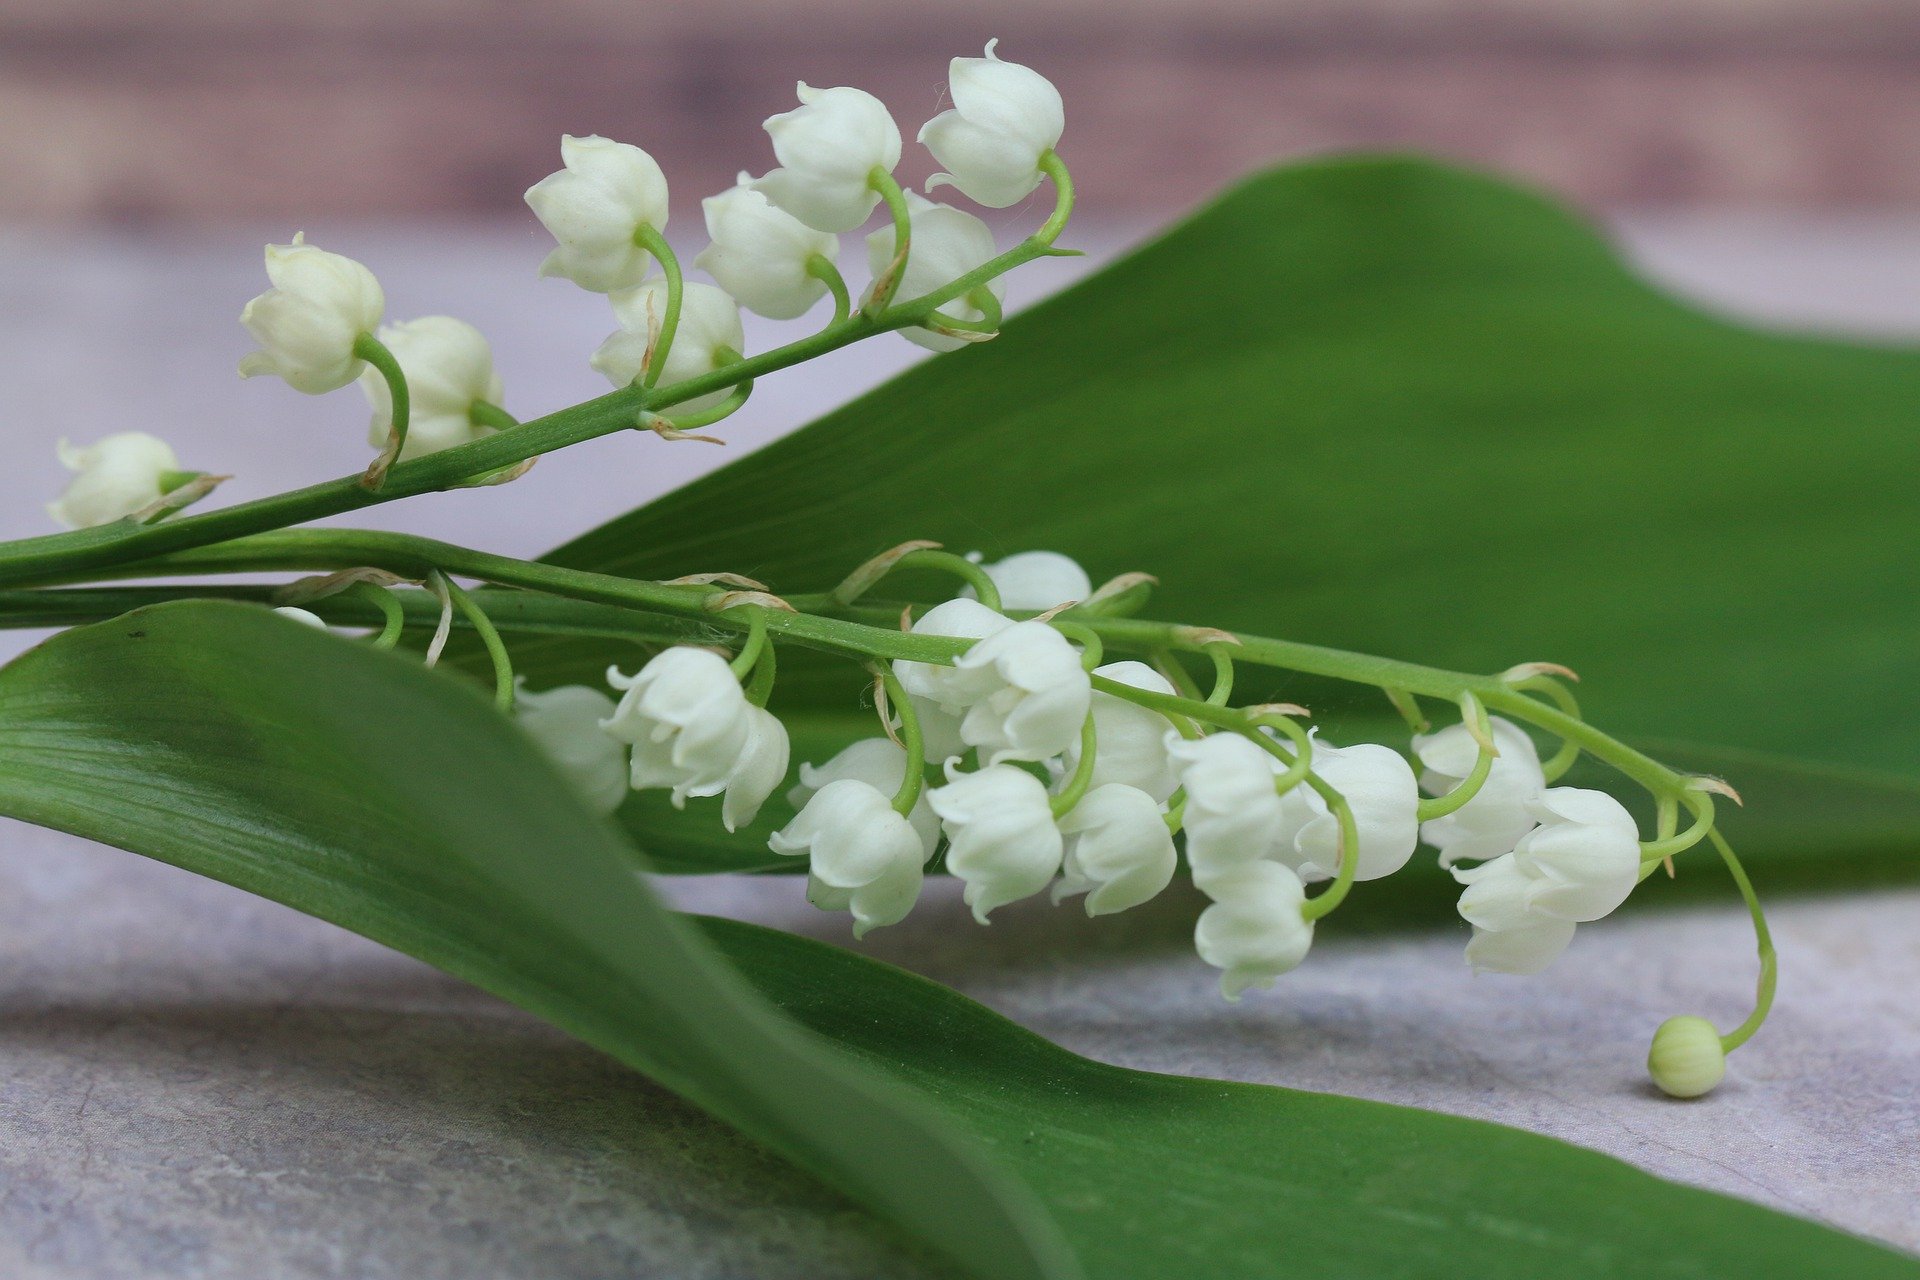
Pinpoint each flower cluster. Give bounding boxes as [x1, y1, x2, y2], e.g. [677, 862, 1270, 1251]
[508, 549, 1672, 1004]
[53, 44, 1070, 527]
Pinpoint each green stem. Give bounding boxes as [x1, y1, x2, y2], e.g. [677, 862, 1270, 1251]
[349, 580, 406, 649]
[878, 666, 925, 815]
[468, 400, 518, 432]
[1639, 791, 1715, 863]
[1050, 715, 1099, 818]
[743, 633, 778, 708]
[861, 550, 1002, 612]
[440, 576, 514, 711]
[1415, 694, 1495, 822]
[1514, 675, 1584, 782]
[1205, 644, 1235, 706]
[807, 253, 851, 326]
[650, 370, 753, 433]
[1035, 150, 1075, 246]
[632, 225, 682, 390]
[1298, 775, 1359, 922]
[354, 333, 409, 487]
[864, 169, 913, 316]
[1049, 620, 1103, 671]
[0, 165, 1075, 590]
[1708, 828, 1776, 1053]
[728, 607, 770, 679]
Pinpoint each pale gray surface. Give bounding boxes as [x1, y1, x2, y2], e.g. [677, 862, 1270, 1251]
[1, 215, 1918, 1276]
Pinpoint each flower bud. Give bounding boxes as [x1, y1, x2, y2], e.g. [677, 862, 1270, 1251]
[1512, 787, 1642, 922]
[892, 597, 1012, 712]
[272, 606, 328, 629]
[513, 682, 629, 816]
[1061, 661, 1180, 803]
[920, 41, 1065, 208]
[694, 176, 839, 320]
[951, 620, 1091, 764]
[591, 280, 745, 412]
[238, 233, 383, 394]
[602, 647, 751, 806]
[1054, 784, 1176, 916]
[865, 193, 1002, 351]
[358, 316, 504, 463]
[1272, 740, 1420, 883]
[524, 135, 670, 293]
[1647, 1015, 1727, 1098]
[1165, 730, 1285, 885]
[46, 432, 181, 529]
[1415, 715, 1545, 867]
[1194, 862, 1314, 999]
[772, 777, 925, 936]
[966, 550, 1090, 611]
[788, 737, 938, 854]
[928, 763, 1062, 922]
[754, 84, 902, 234]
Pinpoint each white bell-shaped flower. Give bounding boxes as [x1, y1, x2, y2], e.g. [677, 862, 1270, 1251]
[1512, 787, 1642, 922]
[1060, 661, 1179, 803]
[788, 737, 938, 855]
[721, 706, 790, 832]
[1165, 730, 1286, 885]
[754, 84, 902, 233]
[591, 279, 745, 412]
[772, 778, 926, 937]
[966, 550, 1090, 611]
[238, 233, 383, 394]
[920, 40, 1065, 208]
[357, 316, 504, 463]
[928, 763, 1062, 923]
[891, 597, 1012, 711]
[513, 682, 630, 816]
[1271, 740, 1420, 884]
[865, 193, 1003, 351]
[1053, 784, 1176, 916]
[1415, 716, 1546, 867]
[1194, 862, 1314, 999]
[602, 647, 752, 806]
[951, 620, 1091, 764]
[46, 433, 181, 529]
[694, 176, 840, 320]
[904, 695, 968, 765]
[524, 135, 671, 293]
[1452, 852, 1577, 975]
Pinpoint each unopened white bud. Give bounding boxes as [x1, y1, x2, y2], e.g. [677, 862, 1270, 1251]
[965, 550, 1090, 611]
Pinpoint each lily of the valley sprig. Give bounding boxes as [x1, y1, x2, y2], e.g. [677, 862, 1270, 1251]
[9, 44, 1773, 1101]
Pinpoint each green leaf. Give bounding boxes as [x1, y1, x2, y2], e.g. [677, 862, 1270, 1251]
[0, 602, 1076, 1280]
[2, 602, 1912, 1279]
[707, 913, 1917, 1279]
[508, 154, 1920, 877]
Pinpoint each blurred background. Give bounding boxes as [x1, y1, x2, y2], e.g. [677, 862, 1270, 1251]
[6, 0, 1920, 221]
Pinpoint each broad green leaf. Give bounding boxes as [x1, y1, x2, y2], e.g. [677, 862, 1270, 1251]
[506, 154, 1920, 877]
[706, 913, 1917, 1279]
[2, 603, 1912, 1279]
[0, 602, 1075, 1280]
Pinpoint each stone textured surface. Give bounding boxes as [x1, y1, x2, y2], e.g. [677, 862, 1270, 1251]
[0, 218, 1917, 1275]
